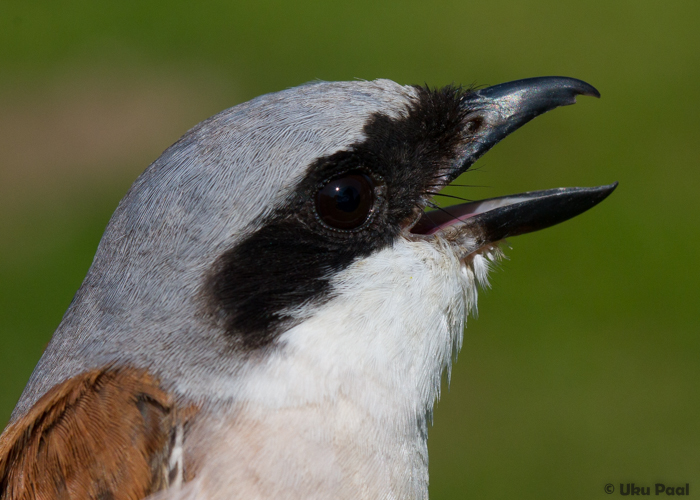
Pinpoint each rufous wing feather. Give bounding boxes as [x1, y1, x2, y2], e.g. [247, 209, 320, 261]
[0, 368, 192, 500]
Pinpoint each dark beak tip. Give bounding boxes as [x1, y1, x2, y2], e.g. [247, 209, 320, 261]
[530, 76, 601, 101]
[599, 181, 619, 197]
[567, 78, 601, 100]
[528, 77, 601, 109]
[586, 86, 602, 99]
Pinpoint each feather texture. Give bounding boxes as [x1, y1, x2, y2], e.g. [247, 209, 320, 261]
[0, 368, 195, 500]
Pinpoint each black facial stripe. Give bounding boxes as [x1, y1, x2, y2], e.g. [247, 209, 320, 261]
[207, 85, 475, 351]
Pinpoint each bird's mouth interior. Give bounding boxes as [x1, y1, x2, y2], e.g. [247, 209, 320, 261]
[409, 195, 530, 235]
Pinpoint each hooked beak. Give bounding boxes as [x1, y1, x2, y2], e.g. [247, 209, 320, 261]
[411, 76, 616, 242]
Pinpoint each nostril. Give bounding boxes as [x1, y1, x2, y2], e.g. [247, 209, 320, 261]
[464, 116, 484, 134]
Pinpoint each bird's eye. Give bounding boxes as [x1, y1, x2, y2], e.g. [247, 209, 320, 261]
[315, 172, 375, 230]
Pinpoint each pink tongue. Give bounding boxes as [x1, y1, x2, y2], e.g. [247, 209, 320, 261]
[410, 202, 482, 235]
[410, 196, 529, 235]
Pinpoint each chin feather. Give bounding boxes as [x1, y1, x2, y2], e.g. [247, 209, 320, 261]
[459, 242, 506, 317]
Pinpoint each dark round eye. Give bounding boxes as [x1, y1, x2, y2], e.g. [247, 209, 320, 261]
[315, 172, 375, 230]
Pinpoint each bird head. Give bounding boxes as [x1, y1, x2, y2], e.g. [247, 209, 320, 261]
[15, 77, 615, 424]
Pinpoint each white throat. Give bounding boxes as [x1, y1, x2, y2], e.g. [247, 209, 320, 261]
[169, 237, 498, 500]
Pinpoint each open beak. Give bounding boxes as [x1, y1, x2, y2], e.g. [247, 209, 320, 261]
[410, 76, 617, 242]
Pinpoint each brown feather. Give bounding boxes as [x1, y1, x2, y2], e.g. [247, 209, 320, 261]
[0, 367, 196, 500]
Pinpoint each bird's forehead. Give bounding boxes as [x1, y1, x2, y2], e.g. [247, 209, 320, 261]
[194, 79, 416, 189]
[208, 79, 417, 186]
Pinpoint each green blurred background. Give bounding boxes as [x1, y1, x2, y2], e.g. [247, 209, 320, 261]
[1, 1, 698, 498]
